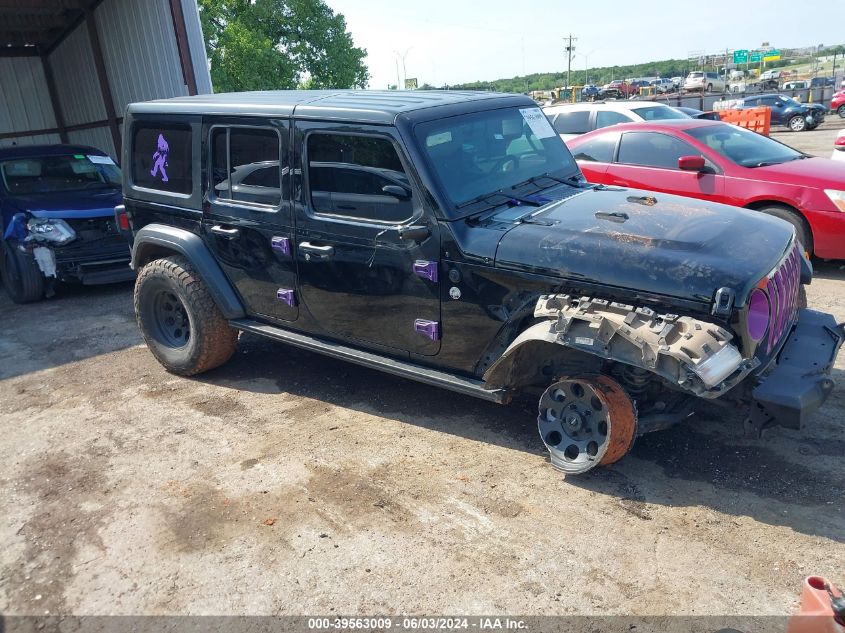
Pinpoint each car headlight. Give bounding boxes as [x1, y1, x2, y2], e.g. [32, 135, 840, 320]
[26, 218, 76, 246]
[824, 190, 845, 213]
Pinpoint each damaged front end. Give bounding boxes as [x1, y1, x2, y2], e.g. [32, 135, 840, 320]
[532, 294, 757, 398]
[3, 211, 133, 288]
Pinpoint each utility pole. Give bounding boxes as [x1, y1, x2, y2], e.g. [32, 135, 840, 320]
[564, 34, 577, 88]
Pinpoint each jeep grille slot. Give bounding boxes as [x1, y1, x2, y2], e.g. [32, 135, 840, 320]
[765, 244, 802, 354]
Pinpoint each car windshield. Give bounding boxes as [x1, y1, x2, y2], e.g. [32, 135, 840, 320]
[414, 106, 580, 213]
[631, 106, 690, 121]
[685, 124, 803, 167]
[0, 153, 121, 195]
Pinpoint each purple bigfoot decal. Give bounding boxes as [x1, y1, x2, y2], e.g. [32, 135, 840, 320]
[150, 133, 170, 183]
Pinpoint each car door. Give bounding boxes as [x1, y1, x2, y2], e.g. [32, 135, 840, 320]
[569, 130, 621, 182]
[606, 131, 724, 200]
[201, 119, 299, 323]
[293, 122, 441, 357]
[759, 96, 786, 124]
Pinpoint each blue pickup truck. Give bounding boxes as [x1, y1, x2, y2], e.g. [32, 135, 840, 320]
[0, 144, 133, 302]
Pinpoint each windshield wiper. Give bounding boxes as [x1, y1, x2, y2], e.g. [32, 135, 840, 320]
[512, 172, 578, 189]
[456, 190, 510, 209]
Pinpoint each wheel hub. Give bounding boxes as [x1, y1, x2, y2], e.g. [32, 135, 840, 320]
[153, 290, 190, 347]
[537, 374, 637, 474]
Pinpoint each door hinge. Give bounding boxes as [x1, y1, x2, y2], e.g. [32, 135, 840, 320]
[412, 260, 438, 283]
[277, 288, 297, 307]
[271, 236, 291, 256]
[414, 319, 440, 341]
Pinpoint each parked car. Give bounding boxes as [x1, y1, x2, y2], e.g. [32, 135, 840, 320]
[782, 80, 809, 90]
[0, 144, 133, 303]
[732, 94, 825, 131]
[833, 130, 845, 163]
[671, 106, 722, 120]
[543, 101, 689, 141]
[759, 69, 783, 90]
[671, 76, 683, 89]
[810, 77, 834, 88]
[683, 71, 725, 93]
[650, 78, 675, 94]
[119, 90, 841, 474]
[832, 90, 845, 117]
[599, 80, 637, 99]
[567, 119, 845, 259]
[580, 84, 601, 101]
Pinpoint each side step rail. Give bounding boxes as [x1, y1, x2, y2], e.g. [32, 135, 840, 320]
[230, 319, 508, 404]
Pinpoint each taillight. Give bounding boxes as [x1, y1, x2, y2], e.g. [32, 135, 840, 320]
[835, 136, 845, 148]
[118, 213, 130, 230]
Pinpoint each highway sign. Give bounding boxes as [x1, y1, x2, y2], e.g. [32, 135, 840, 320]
[733, 50, 748, 64]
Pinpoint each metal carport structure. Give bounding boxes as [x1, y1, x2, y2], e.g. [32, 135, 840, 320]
[0, 0, 212, 159]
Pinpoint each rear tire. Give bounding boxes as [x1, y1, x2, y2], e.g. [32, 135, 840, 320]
[838, 104, 845, 118]
[756, 205, 813, 256]
[134, 255, 238, 375]
[788, 115, 807, 132]
[1, 241, 44, 304]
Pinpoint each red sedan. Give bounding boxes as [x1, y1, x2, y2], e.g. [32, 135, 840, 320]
[567, 120, 845, 258]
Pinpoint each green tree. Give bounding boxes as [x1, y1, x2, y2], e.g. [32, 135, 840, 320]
[199, 0, 369, 92]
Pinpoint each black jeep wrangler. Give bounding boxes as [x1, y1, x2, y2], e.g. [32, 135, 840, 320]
[118, 90, 842, 474]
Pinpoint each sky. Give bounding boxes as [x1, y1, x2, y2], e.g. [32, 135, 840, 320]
[325, 0, 842, 89]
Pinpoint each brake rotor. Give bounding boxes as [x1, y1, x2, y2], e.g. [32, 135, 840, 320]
[537, 374, 637, 474]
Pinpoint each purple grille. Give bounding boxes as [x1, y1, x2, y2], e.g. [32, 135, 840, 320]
[764, 246, 802, 354]
[412, 260, 438, 283]
[414, 319, 440, 341]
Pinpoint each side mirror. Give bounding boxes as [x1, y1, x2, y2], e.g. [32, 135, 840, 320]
[382, 184, 411, 199]
[678, 155, 706, 171]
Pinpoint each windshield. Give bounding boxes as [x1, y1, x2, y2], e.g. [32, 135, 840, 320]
[631, 106, 690, 121]
[685, 124, 803, 167]
[0, 153, 121, 195]
[414, 106, 580, 212]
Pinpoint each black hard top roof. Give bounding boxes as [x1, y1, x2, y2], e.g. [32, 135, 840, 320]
[127, 90, 535, 124]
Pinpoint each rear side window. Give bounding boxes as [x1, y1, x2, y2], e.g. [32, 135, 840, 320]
[595, 111, 632, 129]
[306, 133, 413, 223]
[552, 110, 591, 134]
[132, 123, 192, 195]
[210, 126, 282, 208]
[617, 131, 701, 169]
[571, 133, 618, 163]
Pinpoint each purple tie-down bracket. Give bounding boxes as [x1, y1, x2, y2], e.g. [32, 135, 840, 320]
[414, 319, 440, 341]
[276, 288, 296, 307]
[271, 236, 290, 256]
[412, 260, 438, 283]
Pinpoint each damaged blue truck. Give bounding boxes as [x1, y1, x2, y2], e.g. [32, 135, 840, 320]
[0, 145, 133, 302]
[117, 90, 842, 474]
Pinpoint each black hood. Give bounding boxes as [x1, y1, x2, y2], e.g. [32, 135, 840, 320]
[493, 186, 794, 306]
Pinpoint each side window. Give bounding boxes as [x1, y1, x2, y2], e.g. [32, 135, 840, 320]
[306, 133, 412, 223]
[595, 111, 632, 129]
[617, 132, 701, 169]
[210, 126, 282, 208]
[571, 133, 618, 163]
[132, 123, 192, 195]
[552, 111, 591, 135]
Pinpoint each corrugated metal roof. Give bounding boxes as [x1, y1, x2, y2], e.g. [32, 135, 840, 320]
[68, 125, 117, 159]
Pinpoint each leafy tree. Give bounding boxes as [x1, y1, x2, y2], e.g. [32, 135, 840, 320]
[199, 0, 369, 92]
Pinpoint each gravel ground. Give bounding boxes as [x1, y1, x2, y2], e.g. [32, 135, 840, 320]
[1, 121, 844, 616]
[0, 261, 843, 617]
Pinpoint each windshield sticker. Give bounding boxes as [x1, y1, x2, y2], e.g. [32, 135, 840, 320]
[426, 131, 452, 147]
[150, 133, 170, 183]
[87, 154, 116, 166]
[73, 154, 85, 159]
[520, 107, 556, 139]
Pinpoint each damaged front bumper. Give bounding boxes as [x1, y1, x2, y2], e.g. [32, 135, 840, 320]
[751, 308, 844, 430]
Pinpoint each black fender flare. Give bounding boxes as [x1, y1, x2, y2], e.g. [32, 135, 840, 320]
[131, 223, 245, 320]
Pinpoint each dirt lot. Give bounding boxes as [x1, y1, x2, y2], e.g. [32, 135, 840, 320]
[1, 125, 844, 617]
